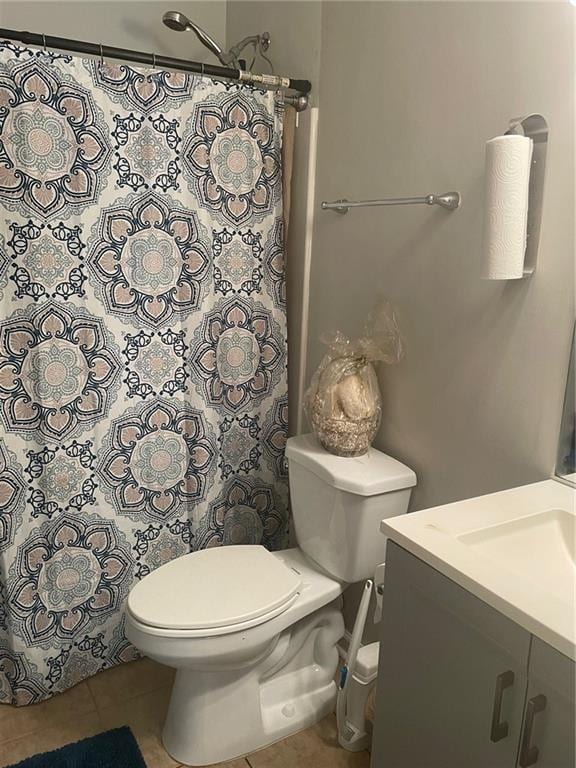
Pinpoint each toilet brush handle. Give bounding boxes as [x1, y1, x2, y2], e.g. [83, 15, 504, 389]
[336, 579, 373, 746]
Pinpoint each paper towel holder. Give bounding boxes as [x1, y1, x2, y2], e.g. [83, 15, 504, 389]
[505, 113, 548, 277]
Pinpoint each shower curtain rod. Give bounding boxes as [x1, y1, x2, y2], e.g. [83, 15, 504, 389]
[0, 28, 311, 110]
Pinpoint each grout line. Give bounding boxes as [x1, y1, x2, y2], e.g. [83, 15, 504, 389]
[90, 681, 172, 716]
[84, 679, 100, 713]
[94, 709, 105, 735]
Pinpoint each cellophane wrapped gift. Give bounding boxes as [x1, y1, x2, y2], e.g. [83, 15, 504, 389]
[305, 301, 403, 457]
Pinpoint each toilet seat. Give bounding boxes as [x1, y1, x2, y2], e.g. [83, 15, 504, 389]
[127, 545, 302, 635]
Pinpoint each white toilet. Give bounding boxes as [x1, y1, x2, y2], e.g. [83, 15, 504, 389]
[125, 434, 416, 766]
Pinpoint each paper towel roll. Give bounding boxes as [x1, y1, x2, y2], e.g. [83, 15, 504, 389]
[482, 135, 533, 280]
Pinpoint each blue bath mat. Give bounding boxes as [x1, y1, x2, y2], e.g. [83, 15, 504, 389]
[7, 727, 147, 768]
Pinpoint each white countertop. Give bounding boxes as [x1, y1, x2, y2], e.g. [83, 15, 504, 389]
[381, 479, 576, 661]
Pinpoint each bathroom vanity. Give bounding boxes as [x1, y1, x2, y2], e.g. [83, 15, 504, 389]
[372, 480, 575, 768]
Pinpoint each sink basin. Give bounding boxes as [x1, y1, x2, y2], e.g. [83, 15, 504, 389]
[458, 508, 575, 604]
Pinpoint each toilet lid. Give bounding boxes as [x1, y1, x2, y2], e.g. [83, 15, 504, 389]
[127, 545, 302, 631]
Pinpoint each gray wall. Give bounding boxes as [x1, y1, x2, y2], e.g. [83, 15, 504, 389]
[0, 1, 226, 60]
[310, 1, 574, 513]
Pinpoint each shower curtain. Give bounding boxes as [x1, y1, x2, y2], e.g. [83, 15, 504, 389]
[0, 41, 288, 705]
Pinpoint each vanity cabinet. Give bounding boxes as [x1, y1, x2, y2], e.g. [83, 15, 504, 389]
[518, 637, 575, 768]
[371, 542, 575, 768]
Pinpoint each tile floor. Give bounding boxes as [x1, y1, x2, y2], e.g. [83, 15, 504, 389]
[0, 658, 371, 768]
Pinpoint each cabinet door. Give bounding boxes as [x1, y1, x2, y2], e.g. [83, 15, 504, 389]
[371, 542, 531, 768]
[517, 637, 575, 768]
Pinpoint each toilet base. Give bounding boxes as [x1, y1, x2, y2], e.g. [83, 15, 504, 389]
[161, 602, 344, 766]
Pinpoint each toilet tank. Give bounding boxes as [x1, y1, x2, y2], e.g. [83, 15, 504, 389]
[285, 434, 416, 583]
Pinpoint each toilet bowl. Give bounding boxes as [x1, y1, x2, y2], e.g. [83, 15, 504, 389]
[126, 548, 344, 765]
[125, 434, 416, 766]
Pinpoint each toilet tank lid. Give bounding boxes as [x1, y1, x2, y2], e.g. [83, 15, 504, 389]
[285, 434, 417, 496]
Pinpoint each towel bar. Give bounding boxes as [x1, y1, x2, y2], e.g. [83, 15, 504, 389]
[320, 191, 461, 214]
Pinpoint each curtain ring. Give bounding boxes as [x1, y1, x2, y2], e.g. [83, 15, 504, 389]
[151, 52, 156, 69]
[200, 62, 205, 76]
[42, 34, 47, 54]
[99, 44, 104, 72]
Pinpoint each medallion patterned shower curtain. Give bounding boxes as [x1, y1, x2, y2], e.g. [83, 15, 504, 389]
[0, 41, 288, 705]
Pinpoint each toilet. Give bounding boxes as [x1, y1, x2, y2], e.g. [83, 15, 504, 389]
[125, 434, 416, 766]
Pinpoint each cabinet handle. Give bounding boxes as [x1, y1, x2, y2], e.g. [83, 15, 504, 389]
[490, 670, 515, 742]
[519, 694, 547, 767]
